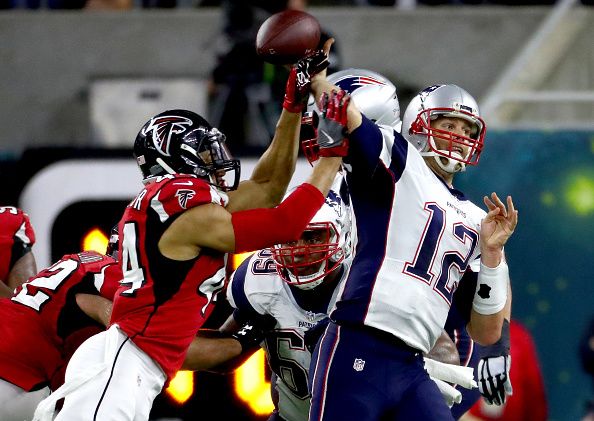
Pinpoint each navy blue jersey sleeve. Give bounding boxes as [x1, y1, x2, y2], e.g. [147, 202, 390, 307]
[345, 115, 383, 179]
[345, 115, 408, 182]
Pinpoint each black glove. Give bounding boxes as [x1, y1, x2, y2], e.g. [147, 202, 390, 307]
[283, 50, 329, 113]
[231, 314, 277, 352]
[477, 319, 513, 405]
[304, 317, 331, 354]
[316, 90, 350, 157]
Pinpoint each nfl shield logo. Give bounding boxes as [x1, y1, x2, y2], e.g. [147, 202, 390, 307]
[353, 358, 365, 372]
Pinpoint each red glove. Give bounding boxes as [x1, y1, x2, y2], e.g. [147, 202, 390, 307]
[283, 50, 329, 113]
[317, 90, 350, 157]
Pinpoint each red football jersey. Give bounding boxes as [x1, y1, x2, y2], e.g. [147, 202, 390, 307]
[0, 206, 36, 281]
[110, 174, 229, 379]
[0, 251, 121, 391]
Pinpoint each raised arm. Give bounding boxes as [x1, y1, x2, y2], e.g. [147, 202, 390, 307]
[227, 51, 329, 212]
[159, 155, 343, 261]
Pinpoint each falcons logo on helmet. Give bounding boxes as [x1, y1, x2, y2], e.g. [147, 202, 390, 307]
[143, 116, 193, 156]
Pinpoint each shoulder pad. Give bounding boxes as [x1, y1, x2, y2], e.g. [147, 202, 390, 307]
[150, 175, 229, 221]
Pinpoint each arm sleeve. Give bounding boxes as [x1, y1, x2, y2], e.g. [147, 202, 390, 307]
[231, 183, 325, 253]
[346, 116, 408, 180]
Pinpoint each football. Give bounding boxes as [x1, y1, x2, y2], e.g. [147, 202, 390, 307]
[256, 10, 321, 65]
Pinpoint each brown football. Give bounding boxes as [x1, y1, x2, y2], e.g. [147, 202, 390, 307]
[256, 10, 321, 65]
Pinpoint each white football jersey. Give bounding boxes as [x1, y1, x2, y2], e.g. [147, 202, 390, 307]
[227, 250, 348, 421]
[332, 117, 486, 354]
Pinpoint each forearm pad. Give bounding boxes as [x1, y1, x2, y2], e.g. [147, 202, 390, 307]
[472, 260, 509, 315]
[231, 183, 325, 253]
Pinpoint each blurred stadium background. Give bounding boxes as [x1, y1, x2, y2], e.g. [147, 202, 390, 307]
[1, 1, 593, 420]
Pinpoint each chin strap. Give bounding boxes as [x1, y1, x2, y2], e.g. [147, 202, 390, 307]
[156, 157, 177, 175]
[285, 264, 326, 290]
[421, 136, 467, 174]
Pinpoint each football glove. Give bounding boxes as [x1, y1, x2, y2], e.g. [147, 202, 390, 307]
[231, 314, 277, 353]
[478, 355, 513, 405]
[316, 90, 350, 157]
[478, 318, 512, 405]
[283, 50, 329, 113]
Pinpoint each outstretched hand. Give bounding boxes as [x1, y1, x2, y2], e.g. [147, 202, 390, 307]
[282, 49, 329, 113]
[480, 193, 518, 262]
[311, 37, 335, 83]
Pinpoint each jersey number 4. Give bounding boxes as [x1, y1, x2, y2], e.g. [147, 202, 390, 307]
[403, 203, 478, 304]
[120, 222, 147, 297]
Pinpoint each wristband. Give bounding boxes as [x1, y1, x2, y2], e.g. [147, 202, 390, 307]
[472, 260, 509, 315]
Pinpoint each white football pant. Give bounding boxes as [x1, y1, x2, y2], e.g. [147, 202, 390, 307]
[34, 325, 165, 421]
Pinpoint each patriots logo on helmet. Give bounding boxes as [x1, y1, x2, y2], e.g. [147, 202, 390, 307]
[175, 189, 196, 209]
[143, 116, 193, 157]
[334, 76, 386, 94]
[419, 85, 441, 102]
[325, 190, 343, 217]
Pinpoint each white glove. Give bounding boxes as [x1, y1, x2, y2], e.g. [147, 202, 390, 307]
[478, 355, 513, 405]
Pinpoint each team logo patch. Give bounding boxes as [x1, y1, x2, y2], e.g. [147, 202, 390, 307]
[143, 115, 193, 156]
[353, 358, 365, 372]
[176, 189, 195, 209]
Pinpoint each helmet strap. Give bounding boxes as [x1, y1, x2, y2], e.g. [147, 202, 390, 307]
[156, 157, 177, 175]
[285, 262, 327, 290]
[422, 136, 466, 174]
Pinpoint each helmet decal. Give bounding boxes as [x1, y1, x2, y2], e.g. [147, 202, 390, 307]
[134, 109, 240, 190]
[143, 116, 193, 157]
[325, 190, 343, 218]
[334, 75, 386, 93]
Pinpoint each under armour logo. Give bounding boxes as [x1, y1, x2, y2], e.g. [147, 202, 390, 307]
[353, 358, 365, 372]
[237, 325, 253, 336]
[477, 284, 492, 299]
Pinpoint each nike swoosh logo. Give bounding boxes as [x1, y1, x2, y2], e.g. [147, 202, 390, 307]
[173, 181, 194, 186]
[321, 131, 335, 145]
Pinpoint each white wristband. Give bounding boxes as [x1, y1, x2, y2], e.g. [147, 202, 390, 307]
[472, 260, 509, 315]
